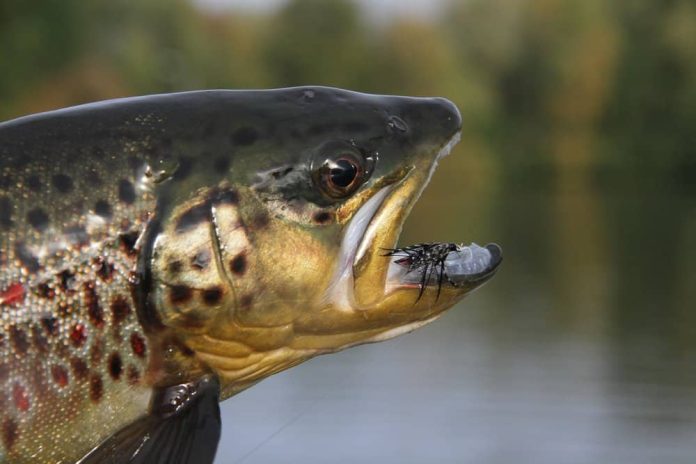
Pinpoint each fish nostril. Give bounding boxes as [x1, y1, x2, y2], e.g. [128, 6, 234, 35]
[387, 115, 408, 133]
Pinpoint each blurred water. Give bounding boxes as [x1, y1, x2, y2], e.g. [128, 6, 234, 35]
[214, 153, 696, 464]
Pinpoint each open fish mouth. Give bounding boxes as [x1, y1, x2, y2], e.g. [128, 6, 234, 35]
[384, 242, 502, 298]
[326, 130, 502, 309]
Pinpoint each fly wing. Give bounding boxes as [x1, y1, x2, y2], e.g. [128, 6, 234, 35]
[77, 375, 222, 464]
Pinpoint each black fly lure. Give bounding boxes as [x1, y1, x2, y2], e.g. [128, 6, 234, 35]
[383, 242, 458, 301]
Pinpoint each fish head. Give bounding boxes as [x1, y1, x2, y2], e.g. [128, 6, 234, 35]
[151, 87, 501, 394]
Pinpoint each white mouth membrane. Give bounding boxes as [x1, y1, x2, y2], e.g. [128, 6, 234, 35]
[323, 132, 461, 310]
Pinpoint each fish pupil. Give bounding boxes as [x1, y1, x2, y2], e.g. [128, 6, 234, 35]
[330, 159, 358, 188]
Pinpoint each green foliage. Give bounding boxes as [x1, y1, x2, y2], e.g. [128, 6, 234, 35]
[0, 0, 693, 172]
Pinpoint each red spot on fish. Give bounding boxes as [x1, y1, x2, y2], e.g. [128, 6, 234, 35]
[0, 283, 24, 306]
[51, 365, 69, 387]
[2, 417, 18, 450]
[130, 333, 147, 358]
[70, 324, 87, 347]
[12, 384, 30, 412]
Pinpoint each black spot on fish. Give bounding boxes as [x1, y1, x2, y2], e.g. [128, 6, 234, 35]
[94, 199, 112, 217]
[111, 295, 131, 326]
[168, 260, 182, 274]
[84, 282, 104, 329]
[230, 252, 247, 276]
[175, 203, 210, 232]
[26, 175, 42, 192]
[119, 231, 139, 255]
[42, 317, 59, 337]
[95, 257, 114, 282]
[251, 211, 270, 229]
[169, 285, 193, 304]
[232, 126, 258, 146]
[108, 352, 123, 380]
[26, 208, 49, 231]
[52, 174, 74, 193]
[313, 211, 332, 224]
[202, 287, 223, 305]
[59, 270, 76, 293]
[14, 243, 39, 272]
[37, 283, 55, 299]
[0, 196, 12, 230]
[118, 179, 136, 204]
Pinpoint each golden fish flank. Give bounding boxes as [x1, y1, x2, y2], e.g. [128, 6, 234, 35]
[0, 87, 501, 463]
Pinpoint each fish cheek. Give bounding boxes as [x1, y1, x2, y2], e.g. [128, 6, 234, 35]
[151, 192, 238, 332]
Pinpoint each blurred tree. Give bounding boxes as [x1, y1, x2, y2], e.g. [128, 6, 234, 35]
[262, 0, 373, 89]
[0, 0, 87, 117]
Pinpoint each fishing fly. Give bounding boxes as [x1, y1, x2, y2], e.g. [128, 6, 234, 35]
[383, 242, 459, 300]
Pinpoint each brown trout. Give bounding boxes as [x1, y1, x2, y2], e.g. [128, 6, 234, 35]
[0, 87, 501, 463]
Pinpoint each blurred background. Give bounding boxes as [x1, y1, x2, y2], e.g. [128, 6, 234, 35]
[2, 0, 696, 462]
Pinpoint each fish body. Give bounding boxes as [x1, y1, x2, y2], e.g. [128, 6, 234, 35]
[0, 87, 500, 463]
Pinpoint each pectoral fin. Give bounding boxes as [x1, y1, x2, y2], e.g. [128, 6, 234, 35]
[78, 375, 221, 464]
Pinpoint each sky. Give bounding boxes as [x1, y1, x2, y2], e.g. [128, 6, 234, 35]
[193, 0, 448, 21]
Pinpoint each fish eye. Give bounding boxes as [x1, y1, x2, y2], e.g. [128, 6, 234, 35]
[314, 152, 367, 199]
